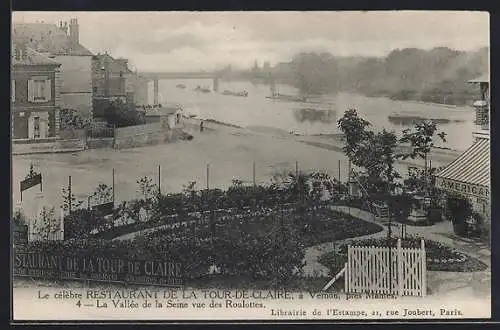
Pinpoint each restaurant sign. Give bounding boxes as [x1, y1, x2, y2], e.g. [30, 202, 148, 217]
[13, 252, 183, 287]
[435, 177, 489, 199]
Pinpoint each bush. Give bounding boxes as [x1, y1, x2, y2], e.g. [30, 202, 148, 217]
[64, 209, 113, 239]
[100, 99, 145, 128]
[427, 208, 443, 223]
[13, 208, 27, 227]
[60, 108, 90, 129]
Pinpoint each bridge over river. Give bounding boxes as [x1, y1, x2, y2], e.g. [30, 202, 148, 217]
[138, 71, 292, 104]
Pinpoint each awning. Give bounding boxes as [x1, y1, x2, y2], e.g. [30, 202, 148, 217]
[435, 138, 490, 199]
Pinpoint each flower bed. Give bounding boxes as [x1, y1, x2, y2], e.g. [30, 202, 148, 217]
[318, 235, 488, 275]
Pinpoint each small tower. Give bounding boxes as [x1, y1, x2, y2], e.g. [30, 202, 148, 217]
[69, 18, 79, 45]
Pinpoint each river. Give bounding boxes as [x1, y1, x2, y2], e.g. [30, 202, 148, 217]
[151, 79, 477, 151]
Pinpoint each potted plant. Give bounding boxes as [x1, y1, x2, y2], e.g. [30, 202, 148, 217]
[446, 194, 472, 236]
[426, 192, 443, 223]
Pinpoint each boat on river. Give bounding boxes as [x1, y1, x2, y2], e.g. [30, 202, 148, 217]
[266, 92, 307, 102]
[194, 85, 211, 93]
[266, 81, 307, 102]
[221, 89, 248, 97]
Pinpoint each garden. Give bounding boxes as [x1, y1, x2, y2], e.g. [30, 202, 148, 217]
[16, 169, 383, 289]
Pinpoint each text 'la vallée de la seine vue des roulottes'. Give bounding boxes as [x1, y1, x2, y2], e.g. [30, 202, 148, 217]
[35, 289, 464, 318]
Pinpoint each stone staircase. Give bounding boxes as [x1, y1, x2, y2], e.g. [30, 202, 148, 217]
[12, 139, 86, 155]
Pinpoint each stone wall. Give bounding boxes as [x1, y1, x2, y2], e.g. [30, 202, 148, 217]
[87, 138, 114, 149]
[114, 122, 165, 149]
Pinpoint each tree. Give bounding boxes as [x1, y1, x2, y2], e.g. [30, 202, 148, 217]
[398, 120, 447, 195]
[92, 184, 113, 206]
[338, 110, 400, 194]
[137, 176, 158, 204]
[33, 207, 59, 241]
[182, 180, 197, 201]
[61, 185, 83, 214]
[337, 109, 372, 160]
[290, 52, 340, 96]
[101, 99, 145, 128]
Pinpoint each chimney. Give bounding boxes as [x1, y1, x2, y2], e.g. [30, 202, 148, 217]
[14, 43, 28, 61]
[14, 44, 21, 61]
[69, 18, 79, 45]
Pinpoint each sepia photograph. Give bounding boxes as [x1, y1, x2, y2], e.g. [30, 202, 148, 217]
[11, 11, 490, 321]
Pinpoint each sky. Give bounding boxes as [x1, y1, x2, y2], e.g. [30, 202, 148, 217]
[12, 11, 489, 72]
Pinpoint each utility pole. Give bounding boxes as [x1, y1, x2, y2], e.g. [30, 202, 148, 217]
[68, 176, 72, 215]
[253, 162, 256, 187]
[158, 165, 161, 194]
[112, 168, 115, 205]
[206, 164, 210, 190]
[338, 159, 341, 182]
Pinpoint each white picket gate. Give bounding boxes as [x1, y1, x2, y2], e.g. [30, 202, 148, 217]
[342, 239, 426, 297]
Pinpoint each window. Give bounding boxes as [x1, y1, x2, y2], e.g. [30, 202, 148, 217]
[34, 80, 45, 101]
[33, 116, 40, 139]
[28, 78, 51, 103]
[11, 80, 15, 102]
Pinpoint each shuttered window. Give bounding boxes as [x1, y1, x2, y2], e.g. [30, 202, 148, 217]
[12, 80, 15, 102]
[28, 77, 51, 103]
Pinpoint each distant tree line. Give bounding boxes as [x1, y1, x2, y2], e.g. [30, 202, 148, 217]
[269, 46, 488, 105]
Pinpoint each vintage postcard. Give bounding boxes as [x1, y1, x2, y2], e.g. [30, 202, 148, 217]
[11, 11, 491, 321]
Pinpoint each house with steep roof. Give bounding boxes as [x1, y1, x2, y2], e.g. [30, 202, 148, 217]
[12, 18, 94, 119]
[435, 73, 490, 231]
[92, 52, 149, 109]
[11, 42, 62, 140]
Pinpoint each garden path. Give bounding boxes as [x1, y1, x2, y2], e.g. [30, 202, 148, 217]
[304, 205, 491, 298]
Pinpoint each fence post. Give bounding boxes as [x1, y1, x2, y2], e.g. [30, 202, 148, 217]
[68, 176, 72, 215]
[206, 164, 210, 190]
[344, 262, 348, 293]
[112, 168, 115, 205]
[346, 245, 351, 293]
[113, 124, 116, 149]
[421, 239, 427, 297]
[158, 165, 161, 194]
[253, 162, 256, 187]
[338, 159, 341, 182]
[397, 238, 403, 296]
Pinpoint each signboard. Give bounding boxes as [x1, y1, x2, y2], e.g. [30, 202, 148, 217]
[13, 252, 183, 287]
[20, 165, 42, 201]
[435, 177, 489, 199]
[20, 173, 42, 192]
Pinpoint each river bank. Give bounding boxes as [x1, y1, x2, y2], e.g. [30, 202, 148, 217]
[13, 118, 459, 220]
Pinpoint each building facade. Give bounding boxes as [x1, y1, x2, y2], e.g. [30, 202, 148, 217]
[13, 19, 94, 120]
[92, 53, 149, 106]
[12, 43, 62, 140]
[435, 74, 490, 223]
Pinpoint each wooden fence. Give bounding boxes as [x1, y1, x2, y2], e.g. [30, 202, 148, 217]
[344, 238, 426, 297]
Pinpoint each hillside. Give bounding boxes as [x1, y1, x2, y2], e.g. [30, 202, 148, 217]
[273, 47, 489, 105]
